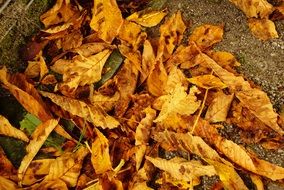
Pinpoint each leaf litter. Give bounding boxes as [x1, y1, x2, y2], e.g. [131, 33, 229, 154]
[0, 0, 284, 189]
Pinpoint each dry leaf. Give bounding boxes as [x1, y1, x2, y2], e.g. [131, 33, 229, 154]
[18, 119, 59, 185]
[40, 0, 76, 28]
[91, 92, 120, 112]
[147, 58, 168, 96]
[0, 115, 29, 142]
[114, 59, 139, 117]
[135, 107, 156, 170]
[30, 179, 68, 190]
[188, 75, 227, 89]
[229, 0, 273, 18]
[91, 128, 113, 174]
[60, 49, 112, 91]
[130, 182, 153, 190]
[209, 51, 241, 73]
[25, 52, 48, 80]
[40, 91, 119, 129]
[157, 10, 186, 61]
[164, 66, 188, 94]
[248, 18, 279, 40]
[200, 53, 284, 135]
[140, 40, 156, 84]
[62, 30, 83, 51]
[189, 24, 224, 50]
[127, 9, 167, 27]
[90, 0, 123, 43]
[0, 176, 18, 190]
[250, 174, 264, 190]
[146, 156, 217, 181]
[72, 42, 116, 57]
[0, 147, 16, 180]
[154, 84, 200, 123]
[41, 74, 57, 85]
[153, 131, 248, 190]
[43, 146, 89, 187]
[205, 92, 234, 123]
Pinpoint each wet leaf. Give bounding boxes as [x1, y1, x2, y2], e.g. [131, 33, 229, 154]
[18, 119, 59, 184]
[91, 128, 113, 174]
[248, 18, 279, 40]
[0, 115, 29, 142]
[40, 91, 120, 129]
[90, 0, 123, 43]
[127, 9, 167, 27]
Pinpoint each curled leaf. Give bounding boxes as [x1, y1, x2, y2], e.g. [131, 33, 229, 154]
[188, 75, 227, 89]
[248, 18, 278, 40]
[127, 9, 167, 27]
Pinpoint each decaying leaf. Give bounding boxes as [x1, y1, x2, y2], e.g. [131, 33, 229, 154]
[91, 128, 113, 174]
[250, 174, 264, 190]
[229, 0, 273, 18]
[157, 10, 186, 60]
[205, 92, 234, 123]
[0, 115, 29, 142]
[200, 53, 284, 135]
[189, 24, 224, 50]
[248, 18, 279, 40]
[18, 119, 59, 184]
[127, 9, 167, 27]
[43, 146, 88, 187]
[40, 91, 119, 129]
[154, 84, 200, 123]
[135, 107, 156, 170]
[40, 0, 77, 28]
[90, 0, 123, 43]
[0, 147, 16, 180]
[0, 176, 18, 190]
[188, 75, 227, 90]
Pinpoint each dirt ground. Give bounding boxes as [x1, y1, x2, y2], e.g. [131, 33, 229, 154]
[0, 0, 284, 189]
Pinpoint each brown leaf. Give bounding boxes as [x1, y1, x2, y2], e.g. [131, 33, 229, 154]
[29, 179, 68, 190]
[18, 119, 59, 185]
[91, 128, 113, 174]
[248, 18, 278, 40]
[127, 9, 167, 27]
[200, 53, 284, 135]
[62, 29, 83, 51]
[205, 91, 234, 123]
[189, 24, 224, 50]
[0, 115, 29, 142]
[43, 146, 89, 187]
[40, 91, 119, 129]
[157, 11, 186, 61]
[229, 0, 273, 18]
[0, 147, 17, 180]
[0, 176, 18, 190]
[90, 0, 123, 43]
[25, 52, 48, 80]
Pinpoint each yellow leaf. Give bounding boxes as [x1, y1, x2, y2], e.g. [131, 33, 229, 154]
[127, 9, 167, 27]
[229, 0, 273, 18]
[22, 159, 54, 186]
[59, 49, 112, 91]
[0, 68, 72, 140]
[188, 75, 227, 89]
[140, 40, 156, 84]
[146, 156, 216, 181]
[90, 0, 123, 43]
[91, 128, 113, 174]
[135, 107, 156, 170]
[210, 51, 241, 67]
[0, 176, 18, 190]
[153, 131, 248, 190]
[118, 21, 147, 51]
[40, 91, 119, 129]
[189, 24, 224, 50]
[118, 44, 142, 72]
[0, 115, 29, 142]
[18, 119, 59, 185]
[250, 174, 264, 190]
[200, 53, 284, 135]
[147, 58, 168, 96]
[130, 181, 153, 190]
[195, 119, 284, 180]
[205, 92, 234, 123]
[91, 92, 120, 112]
[40, 0, 76, 28]
[114, 59, 139, 117]
[30, 179, 68, 190]
[43, 146, 88, 187]
[73, 42, 116, 57]
[157, 10, 186, 61]
[164, 66, 188, 94]
[248, 18, 278, 40]
[154, 84, 200, 123]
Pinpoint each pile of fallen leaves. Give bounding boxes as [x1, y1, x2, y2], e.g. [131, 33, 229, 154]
[0, 0, 284, 189]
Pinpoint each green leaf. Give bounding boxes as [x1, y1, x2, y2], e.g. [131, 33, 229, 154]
[94, 49, 124, 89]
[20, 114, 65, 150]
